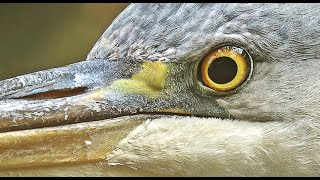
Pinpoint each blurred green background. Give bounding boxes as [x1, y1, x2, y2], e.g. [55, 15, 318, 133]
[0, 3, 128, 80]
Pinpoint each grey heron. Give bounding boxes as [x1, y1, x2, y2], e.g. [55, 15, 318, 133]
[0, 3, 320, 176]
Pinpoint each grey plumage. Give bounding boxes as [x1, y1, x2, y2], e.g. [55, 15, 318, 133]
[1, 3, 320, 176]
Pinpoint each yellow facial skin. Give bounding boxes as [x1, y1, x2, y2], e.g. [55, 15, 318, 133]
[108, 61, 167, 98]
[74, 61, 167, 106]
[201, 47, 248, 92]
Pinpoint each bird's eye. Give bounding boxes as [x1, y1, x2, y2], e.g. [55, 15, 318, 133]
[199, 46, 253, 92]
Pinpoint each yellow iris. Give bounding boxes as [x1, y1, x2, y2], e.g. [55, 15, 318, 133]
[201, 46, 249, 92]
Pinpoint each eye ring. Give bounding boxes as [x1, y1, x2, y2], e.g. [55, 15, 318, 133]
[199, 46, 252, 92]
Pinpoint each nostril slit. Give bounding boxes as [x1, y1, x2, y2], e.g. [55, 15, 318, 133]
[17, 87, 88, 100]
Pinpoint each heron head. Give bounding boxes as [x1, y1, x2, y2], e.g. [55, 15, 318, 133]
[1, 3, 320, 176]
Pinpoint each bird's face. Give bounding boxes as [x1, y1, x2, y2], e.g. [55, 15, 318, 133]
[88, 3, 320, 122]
[1, 3, 320, 176]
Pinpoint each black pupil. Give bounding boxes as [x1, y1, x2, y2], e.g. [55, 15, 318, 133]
[208, 57, 237, 84]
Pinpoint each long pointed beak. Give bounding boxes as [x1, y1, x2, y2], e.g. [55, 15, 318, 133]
[0, 59, 145, 132]
[0, 58, 230, 171]
[0, 59, 149, 170]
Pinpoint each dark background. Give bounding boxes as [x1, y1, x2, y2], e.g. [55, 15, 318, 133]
[0, 3, 128, 80]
